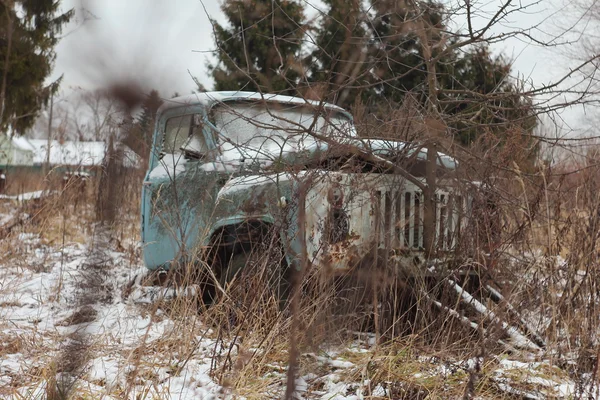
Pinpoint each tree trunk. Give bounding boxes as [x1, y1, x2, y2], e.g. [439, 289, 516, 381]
[424, 142, 437, 258]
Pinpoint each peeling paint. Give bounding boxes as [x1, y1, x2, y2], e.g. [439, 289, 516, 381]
[140, 92, 461, 274]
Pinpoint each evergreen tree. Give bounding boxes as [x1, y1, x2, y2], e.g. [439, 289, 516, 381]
[367, 0, 447, 106]
[443, 46, 535, 146]
[123, 90, 163, 159]
[137, 89, 163, 148]
[365, 0, 534, 146]
[208, 0, 305, 94]
[0, 0, 73, 134]
[205, 0, 534, 148]
[306, 0, 367, 106]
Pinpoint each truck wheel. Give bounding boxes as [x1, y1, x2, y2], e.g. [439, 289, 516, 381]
[215, 229, 291, 307]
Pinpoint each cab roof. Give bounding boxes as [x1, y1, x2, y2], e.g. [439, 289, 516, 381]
[157, 91, 349, 116]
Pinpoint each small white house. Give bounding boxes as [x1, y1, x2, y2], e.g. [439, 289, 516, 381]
[0, 134, 140, 172]
[0, 134, 36, 168]
[27, 139, 140, 170]
[28, 139, 106, 168]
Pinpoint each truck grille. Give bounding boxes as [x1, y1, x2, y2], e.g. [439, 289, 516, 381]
[372, 188, 463, 251]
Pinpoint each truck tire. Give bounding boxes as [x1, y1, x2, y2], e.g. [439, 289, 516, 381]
[213, 225, 291, 307]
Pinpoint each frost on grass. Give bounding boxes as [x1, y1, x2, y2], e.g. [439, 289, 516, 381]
[0, 208, 224, 399]
[0, 200, 586, 399]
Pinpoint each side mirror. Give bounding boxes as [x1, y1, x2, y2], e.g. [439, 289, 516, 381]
[181, 114, 207, 160]
[193, 114, 203, 127]
[181, 135, 206, 161]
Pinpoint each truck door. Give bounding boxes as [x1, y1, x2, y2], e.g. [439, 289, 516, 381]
[141, 113, 221, 270]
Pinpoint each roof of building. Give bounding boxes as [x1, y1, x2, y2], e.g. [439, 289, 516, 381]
[28, 140, 106, 166]
[11, 137, 36, 152]
[27, 140, 140, 168]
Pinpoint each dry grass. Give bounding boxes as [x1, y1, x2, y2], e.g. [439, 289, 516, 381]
[3, 137, 600, 399]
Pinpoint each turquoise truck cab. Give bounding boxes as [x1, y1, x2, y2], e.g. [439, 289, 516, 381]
[141, 91, 461, 282]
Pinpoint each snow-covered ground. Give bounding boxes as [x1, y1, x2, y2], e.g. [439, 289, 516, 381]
[0, 198, 587, 399]
[0, 217, 224, 399]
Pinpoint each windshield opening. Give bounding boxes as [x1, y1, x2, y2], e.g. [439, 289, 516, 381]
[209, 102, 355, 149]
[162, 114, 207, 156]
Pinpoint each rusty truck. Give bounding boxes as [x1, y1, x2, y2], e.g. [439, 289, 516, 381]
[141, 91, 464, 298]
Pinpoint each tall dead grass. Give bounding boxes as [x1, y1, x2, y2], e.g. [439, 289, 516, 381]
[132, 114, 600, 398]
[4, 117, 600, 399]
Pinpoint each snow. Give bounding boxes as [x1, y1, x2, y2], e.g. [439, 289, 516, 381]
[27, 139, 140, 168]
[0, 200, 587, 399]
[148, 138, 457, 188]
[157, 91, 347, 116]
[0, 221, 224, 399]
[11, 136, 36, 152]
[211, 102, 352, 149]
[217, 172, 296, 197]
[0, 208, 15, 226]
[147, 153, 187, 180]
[28, 139, 106, 166]
[494, 358, 576, 399]
[0, 190, 52, 201]
[448, 277, 541, 351]
[365, 139, 457, 169]
[88, 356, 123, 390]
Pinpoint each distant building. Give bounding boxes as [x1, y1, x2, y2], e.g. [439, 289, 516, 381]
[27, 139, 140, 170]
[0, 135, 140, 172]
[0, 134, 140, 194]
[28, 139, 105, 168]
[0, 135, 36, 168]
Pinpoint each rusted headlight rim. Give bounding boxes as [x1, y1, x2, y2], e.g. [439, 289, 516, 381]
[327, 185, 344, 208]
[277, 196, 288, 208]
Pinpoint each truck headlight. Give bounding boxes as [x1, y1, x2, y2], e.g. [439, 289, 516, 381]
[326, 208, 349, 244]
[277, 196, 288, 208]
[328, 186, 344, 208]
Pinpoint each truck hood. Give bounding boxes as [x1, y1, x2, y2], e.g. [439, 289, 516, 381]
[202, 137, 457, 173]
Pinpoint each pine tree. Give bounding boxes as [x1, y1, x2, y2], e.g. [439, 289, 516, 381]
[367, 0, 448, 106]
[365, 0, 534, 146]
[208, 0, 305, 94]
[306, 0, 367, 106]
[137, 90, 163, 147]
[0, 1, 73, 134]
[443, 46, 535, 146]
[123, 90, 163, 159]
[205, 0, 534, 148]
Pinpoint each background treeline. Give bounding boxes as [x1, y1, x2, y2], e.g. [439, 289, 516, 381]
[207, 0, 535, 148]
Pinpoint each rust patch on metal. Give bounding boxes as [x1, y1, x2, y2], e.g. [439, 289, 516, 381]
[239, 188, 269, 214]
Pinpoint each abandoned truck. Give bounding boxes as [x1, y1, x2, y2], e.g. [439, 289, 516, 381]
[141, 91, 464, 291]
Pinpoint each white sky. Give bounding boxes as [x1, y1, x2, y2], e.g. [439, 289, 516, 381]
[50, 0, 596, 132]
[52, 0, 223, 95]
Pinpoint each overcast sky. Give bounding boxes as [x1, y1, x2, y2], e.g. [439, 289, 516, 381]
[52, 0, 224, 95]
[50, 0, 594, 131]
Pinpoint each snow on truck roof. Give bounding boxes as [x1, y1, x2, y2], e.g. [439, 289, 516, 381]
[157, 92, 458, 170]
[157, 91, 349, 116]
